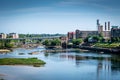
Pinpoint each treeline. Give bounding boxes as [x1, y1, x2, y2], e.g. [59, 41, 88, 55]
[0, 40, 18, 49]
[19, 34, 66, 38]
[19, 34, 41, 38]
[111, 37, 120, 42]
[40, 33, 66, 37]
[42, 39, 61, 46]
[42, 38, 83, 49]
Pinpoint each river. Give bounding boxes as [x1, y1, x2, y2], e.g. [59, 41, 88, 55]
[0, 48, 120, 80]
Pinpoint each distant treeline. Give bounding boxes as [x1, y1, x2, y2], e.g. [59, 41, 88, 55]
[19, 33, 66, 38]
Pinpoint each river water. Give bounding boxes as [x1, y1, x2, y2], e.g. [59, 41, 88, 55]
[0, 48, 120, 80]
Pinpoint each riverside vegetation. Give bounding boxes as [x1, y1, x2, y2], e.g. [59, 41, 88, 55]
[0, 58, 46, 67]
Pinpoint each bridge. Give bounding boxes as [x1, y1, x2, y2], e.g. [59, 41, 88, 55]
[0, 36, 61, 41]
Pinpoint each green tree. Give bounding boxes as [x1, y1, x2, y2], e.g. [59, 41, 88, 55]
[5, 42, 14, 48]
[84, 36, 91, 42]
[42, 39, 50, 46]
[92, 36, 99, 42]
[72, 38, 83, 45]
[0, 40, 15, 49]
[42, 39, 61, 46]
[51, 39, 61, 46]
[0, 40, 5, 49]
[99, 32, 103, 38]
[5, 40, 14, 48]
[19, 34, 25, 38]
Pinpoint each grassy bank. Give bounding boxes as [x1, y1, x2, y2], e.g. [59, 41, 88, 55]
[0, 58, 46, 67]
[94, 43, 120, 48]
[0, 49, 11, 53]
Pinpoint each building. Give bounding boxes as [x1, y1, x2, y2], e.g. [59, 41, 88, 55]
[75, 30, 98, 39]
[111, 26, 120, 38]
[8, 33, 19, 39]
[67, 32, 76, 40]
[75, 20, 111, 39]
[0, 33, 7, 39]
[60, 36, 68, 43]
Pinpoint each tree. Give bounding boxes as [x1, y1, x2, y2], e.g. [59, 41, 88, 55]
[5, 42, 14, 48]
[84, 36, 91, 42]
[5, 40, 14, 48]
[42, 39, 61, 46]
[99, 32, 103, 38]
[0, 40, 15, 49]
[0, 40, 5, 49]
[51, 39, 61, 46]
[92, 36, 99, 42]
[42, 39, 50, 46]
[72, 38, 83, 45]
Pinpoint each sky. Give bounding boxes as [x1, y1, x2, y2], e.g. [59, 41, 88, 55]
[0, 0, 120, 34]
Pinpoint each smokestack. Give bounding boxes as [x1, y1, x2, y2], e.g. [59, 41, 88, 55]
[97, 19, 99, 26]
[97, 19, 100, 32]
[105, 22, 107, 31]
[108, 21, 110, 30]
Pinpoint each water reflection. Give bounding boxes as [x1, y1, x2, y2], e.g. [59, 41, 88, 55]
[18, 53, 25, 55]
[44, 52, 120, 80]
[0, 48, 120, 80]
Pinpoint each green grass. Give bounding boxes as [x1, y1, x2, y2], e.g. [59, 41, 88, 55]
[0, 58, 46, 67]
[94, 43, 120, 48]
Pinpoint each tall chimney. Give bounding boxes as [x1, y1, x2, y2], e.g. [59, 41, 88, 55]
[105, 22, 107, 31]
[97, 19, 100, 32]
[108, 21, 110, 30]
[97, 19, 99, 26]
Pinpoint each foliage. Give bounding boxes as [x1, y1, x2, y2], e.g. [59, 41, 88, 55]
[42, 39, 50, 46]
[51, 39, 61, 46]
[84, 36, 91, 42]
[84, 33, 104, 43]
[42, 39, 61, 46]
[5, 42, 14, 48]
[111, 37, 120, 42]
[0, 40, 16, 49]
[19, 34, 41, 38]
[19, 33, 66, 38]
[94, 43, 120, 48]
[72, 38, 83, 45]
[0, 58, 46, 66]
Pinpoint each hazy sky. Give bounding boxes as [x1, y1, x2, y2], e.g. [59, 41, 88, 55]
[0, 0, 120, 34]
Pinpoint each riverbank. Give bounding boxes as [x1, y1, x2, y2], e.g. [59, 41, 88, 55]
[0, 58, 46, 67]
[79, 46, 120, 54]
[43, 45, 120, 54]
[42, 49, 89, 53]
[0, 49, 11, 53]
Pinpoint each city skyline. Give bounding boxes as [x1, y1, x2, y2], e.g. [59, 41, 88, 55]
[0, 0, 120, 34]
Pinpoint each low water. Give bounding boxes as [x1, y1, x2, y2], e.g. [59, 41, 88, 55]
[0, 48, 120, 80]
